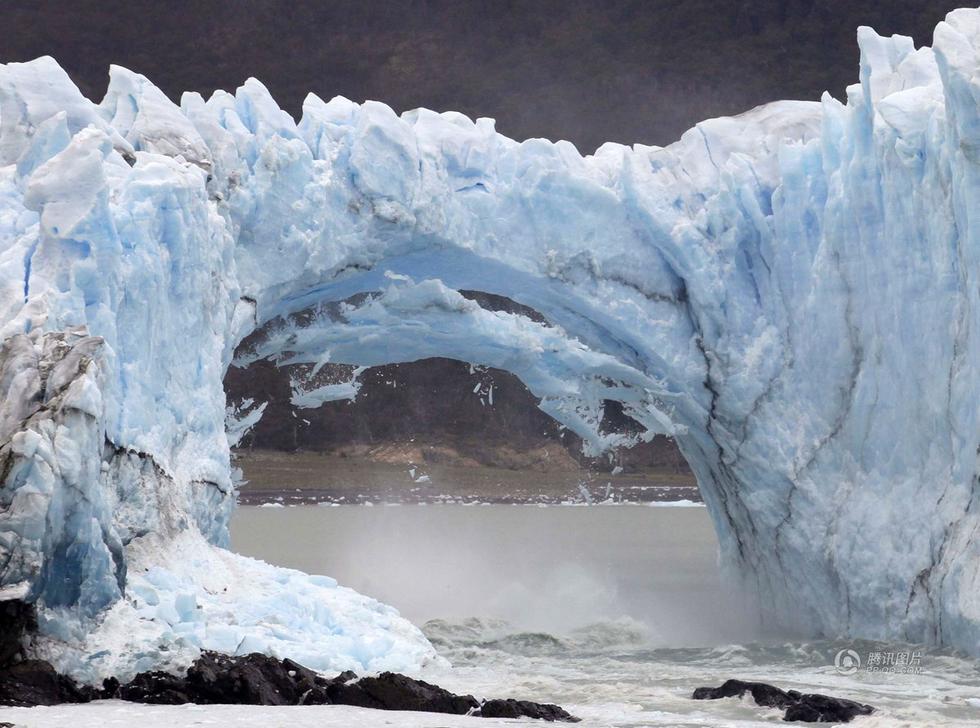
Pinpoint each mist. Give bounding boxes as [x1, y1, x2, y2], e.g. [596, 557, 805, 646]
[231, 504, 784, 646]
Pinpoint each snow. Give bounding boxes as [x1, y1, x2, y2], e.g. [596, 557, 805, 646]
[0, 6, 979, 682]
[646, 499, 705, 508]
[0, 702, 512, 728]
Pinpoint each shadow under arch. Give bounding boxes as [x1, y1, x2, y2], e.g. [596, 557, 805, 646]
[228, 285, 694, 496]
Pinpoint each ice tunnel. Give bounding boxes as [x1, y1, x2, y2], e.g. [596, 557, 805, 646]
[1, 8, 980, 681]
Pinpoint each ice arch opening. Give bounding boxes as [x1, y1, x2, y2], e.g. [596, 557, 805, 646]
[226, 288, 672, 475]
[1, 8, 980, 680]
[232, 268, 680, 455]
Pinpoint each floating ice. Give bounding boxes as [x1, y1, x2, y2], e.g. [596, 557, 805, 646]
[647, 500, 705, 509]
[1, 7, 979, 681]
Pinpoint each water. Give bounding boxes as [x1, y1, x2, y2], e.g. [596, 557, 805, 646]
[232, 503, 754, 641]
[231, 504, 980, 726]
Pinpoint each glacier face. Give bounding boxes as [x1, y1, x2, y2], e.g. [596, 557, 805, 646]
[1, 7, 979, 678]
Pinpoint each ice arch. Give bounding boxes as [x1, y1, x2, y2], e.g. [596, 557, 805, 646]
[1, 8, 980, 679]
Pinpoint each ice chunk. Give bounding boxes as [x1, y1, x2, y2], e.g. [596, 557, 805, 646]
[0, 56, 133, 165]
[31, 530, 438, 684]
[101, 66, 212, 169]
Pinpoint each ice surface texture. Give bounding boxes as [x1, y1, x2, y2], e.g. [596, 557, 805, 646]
[1, 8, 980, 679]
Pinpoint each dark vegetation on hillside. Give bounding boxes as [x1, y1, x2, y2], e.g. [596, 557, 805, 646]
[2, 0, 962, 151]
[226, 357, 689, 473]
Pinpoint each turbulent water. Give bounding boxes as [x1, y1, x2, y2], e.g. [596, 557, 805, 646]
[230, 504, 980, 726]
[422, 624, 980, 726]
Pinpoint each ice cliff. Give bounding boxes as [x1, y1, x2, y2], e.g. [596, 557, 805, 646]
[1, 8, 980, 680]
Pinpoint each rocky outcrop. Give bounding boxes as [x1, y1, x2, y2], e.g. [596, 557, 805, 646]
[0, 600, 35, 667]
[114, 652, 578, 721]
[114, 652, 331, 706]
[0, 659, 97, 707]
[692, 679, 874, 723]
[322, 670, 480, 714]
[0, 651, 578, 721]
[479, 698, 579, 721]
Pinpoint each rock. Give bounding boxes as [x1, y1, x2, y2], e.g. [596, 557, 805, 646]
[185, 652, 325, 706]
[114, 652, 336, 706]
[109, 652, 578, 720]
[115, 669, 194, 705]
[0, 600, 35, 668]
[783, 693, 876, 723]
[692, 679, 874, 723]
[0, 659, 96, 707]
[325, 671, 480, 714]
[479, 697, 580, 721]
[693, 679, 797, 709]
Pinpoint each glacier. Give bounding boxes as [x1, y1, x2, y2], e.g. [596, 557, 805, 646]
[1, 7, 980, 681]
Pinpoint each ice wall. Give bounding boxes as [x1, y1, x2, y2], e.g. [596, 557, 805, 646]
[0, 8, 979, 676]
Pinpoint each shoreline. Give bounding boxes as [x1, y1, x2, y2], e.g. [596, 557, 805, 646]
[234, 449, 701, 506]
[238, 490, 705, 506]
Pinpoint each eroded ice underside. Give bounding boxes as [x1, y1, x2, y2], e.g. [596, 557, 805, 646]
[0, 7, 979, 681]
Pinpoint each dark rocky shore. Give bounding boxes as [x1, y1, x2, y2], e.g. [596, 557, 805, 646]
[0, 650, 578, 722]
[0, 654, 879, 724]
[694, 679, 875, 723]
[234, 449, 698, 506]
[1, 602, 875, 723]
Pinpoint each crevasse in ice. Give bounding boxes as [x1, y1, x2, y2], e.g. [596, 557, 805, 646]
[1, 8, 979, 681]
